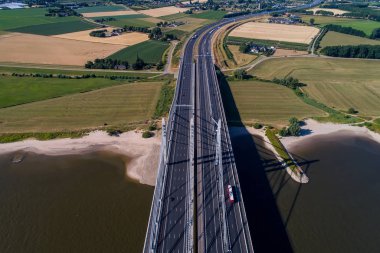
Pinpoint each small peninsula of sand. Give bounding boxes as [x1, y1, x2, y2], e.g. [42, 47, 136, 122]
[0, 130, 161, 186]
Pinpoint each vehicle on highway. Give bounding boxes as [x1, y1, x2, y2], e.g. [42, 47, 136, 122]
[227, 184, 235, 203]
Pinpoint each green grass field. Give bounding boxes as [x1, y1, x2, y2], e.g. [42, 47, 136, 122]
[302, 15, 380, 36]
[8, 20, 99, 35]
[0, 8, 79, 31]
[105, 17, 155, 28]
[251, 57, 380, 117]
[227, 36, 309, 51]
[0, 82, 162, 133]
[77, 5, 126, 13]
[162, 29, 187, 39]
[0, 76, 129, 108]
[160, 13, 189, 21]
[320, 31, 380, 47]
[191, 10, 227, 20]
[108, 40, 170, 64]
[222, 80, 324, 127]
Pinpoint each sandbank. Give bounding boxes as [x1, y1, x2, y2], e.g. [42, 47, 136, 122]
[0, 130, 160, 186]
[281, 119, 380, 149]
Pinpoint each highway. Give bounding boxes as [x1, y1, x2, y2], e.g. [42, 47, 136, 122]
[144, 1, 323, 252]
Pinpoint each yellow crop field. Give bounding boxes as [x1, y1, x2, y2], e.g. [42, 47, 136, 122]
[229, 22, 319, 44]
[138, 6, 190, 17]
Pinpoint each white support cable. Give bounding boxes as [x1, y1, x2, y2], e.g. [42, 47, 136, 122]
[216, 119, 231, 253]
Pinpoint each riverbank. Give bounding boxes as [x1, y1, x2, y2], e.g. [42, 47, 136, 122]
[281, 119, 380, 149]
[0, 130, 160, 186]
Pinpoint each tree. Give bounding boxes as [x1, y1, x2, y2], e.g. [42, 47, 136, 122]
[233, 69, 247, 80]
[132, 57, 146, 70]
[348, 107, 358, 114]
[310, 18, 315, 25]
[156, 60, 165, 70]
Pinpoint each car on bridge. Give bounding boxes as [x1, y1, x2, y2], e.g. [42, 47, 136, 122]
[227, 184, 235, 204]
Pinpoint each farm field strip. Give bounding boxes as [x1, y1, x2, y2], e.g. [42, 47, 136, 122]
[250, 57, 380, 117]
[0, 82, 163, 133]
[0, 76, 129, 108]
[107, 40, 169, 64]
[138, 6, 190, 17]
[104, 18, 155, 28]
[307, 8, 349, 15]
[54, 29, 149, 46]
[82, 10, 139, 18]
[301, 15, 380, 36]
[8, 20, 99, 36]
[225, 80, 325, 126]
[0, 33, 124, 66]
[320, 31, 380, 48]
[77, 5, 127, 13]
[0, 8, 79, 31]
[229, 22, 319, 44]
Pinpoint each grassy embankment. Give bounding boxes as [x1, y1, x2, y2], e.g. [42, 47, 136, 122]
[107, 40, 170, 64]
[249, 57, 380, 128]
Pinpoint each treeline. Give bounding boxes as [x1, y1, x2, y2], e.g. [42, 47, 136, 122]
[272, 76, 306, 89]
[10, 72, 143, 80]
[85, 59, 129, 70]
[322, 3, 380, 22]
[45, 6, 80, 17]
[89, 29, 108, 37]
[321, 45, 380, 59]
[325, 24, 366, 37]
[94, 17, 116, 23]
[315, 10, 334, 16]
[224, 10, 250, 18]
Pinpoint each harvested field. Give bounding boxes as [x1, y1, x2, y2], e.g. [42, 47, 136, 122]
[229, 22, 319, 44]
[138, 6, 190, 17]
[0, 33, 124, 66]
[308, 8, 349, 15]
[54, 29, 149, 46]
[82, 10, 138, 18]
[7, 20, 99, 36]
[319, 31, 380, 48]
[272, 49, 308, 57]
[250, 57, 380, 117]
[222, 80, 324, 127]
[0, 82, 163, 132]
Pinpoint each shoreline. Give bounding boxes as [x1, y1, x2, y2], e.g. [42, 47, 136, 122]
[281, 119, 380, 149]
[0, 130, 161, 186]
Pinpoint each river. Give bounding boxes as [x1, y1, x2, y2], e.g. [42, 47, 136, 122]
[0, 151, 153, 253]
[231, 129, 380, 253]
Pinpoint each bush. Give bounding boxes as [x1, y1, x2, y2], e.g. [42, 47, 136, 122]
[253, 123, 263, 129]
[142, 131, 154, 138]
[348, 107, 358, 114]
[148, 123, 157, 131]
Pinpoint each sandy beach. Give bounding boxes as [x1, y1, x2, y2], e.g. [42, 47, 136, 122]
[0, 130, 161, 186]
[281, 119, 380, 149]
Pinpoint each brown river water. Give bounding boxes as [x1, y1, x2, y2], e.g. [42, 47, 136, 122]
[0, 151, 153, 253]
[232, 130, 380, 253]
[1, 130, 380, 253]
